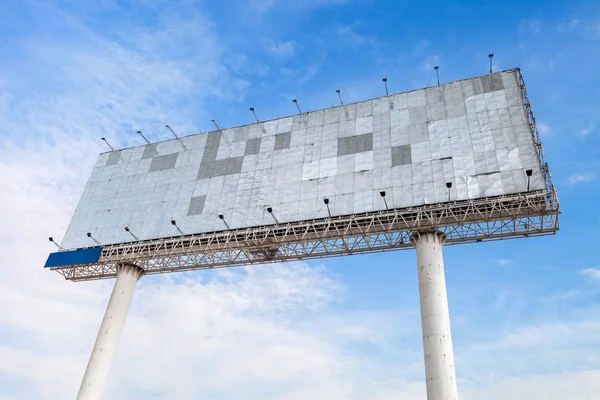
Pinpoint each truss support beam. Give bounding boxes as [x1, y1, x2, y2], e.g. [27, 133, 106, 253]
[411, 231, 457, 400]
[76, 263, 143, 400]
[51, 191, 559, 282]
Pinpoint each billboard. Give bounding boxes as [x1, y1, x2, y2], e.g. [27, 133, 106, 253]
[60, 69, 545, 250]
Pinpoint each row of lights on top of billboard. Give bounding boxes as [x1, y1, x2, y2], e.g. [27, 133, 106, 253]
[100, 54, 498, 152]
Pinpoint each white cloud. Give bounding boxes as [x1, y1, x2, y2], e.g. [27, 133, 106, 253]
[581, 267, 600, 281]
[280, 57, 325, 84]
[265, 40, 296, 58]
[579, 122, 594, 136]
[410, 39, 430, 57]
[334, 24, 367, 47]
[251, 0, 277, 12]
[521, 18, 542, 34]
[456, 301, 600, 399]
[537, 123, 552, 136]
[496, 259, 512, 266]
[527, 55, 538, 69]
[464, 316, 600, 374]
[462, 370, 600, 400]
[542, 289, 583, 302]
[421, 54, 441, 73]
[250, 0, 348, 13]
[0, 8, 422, 396]
[568, 173, 598, 185]
[557, 18, 581, 33]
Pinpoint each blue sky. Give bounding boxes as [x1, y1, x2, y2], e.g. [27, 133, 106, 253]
[1, 0, 600, 399]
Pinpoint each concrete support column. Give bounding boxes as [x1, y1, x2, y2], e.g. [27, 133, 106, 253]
[76, 263, 143, 400]
[410, 230, 457, 400]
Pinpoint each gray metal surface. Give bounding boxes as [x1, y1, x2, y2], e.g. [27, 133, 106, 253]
[61, 69, 547, 250]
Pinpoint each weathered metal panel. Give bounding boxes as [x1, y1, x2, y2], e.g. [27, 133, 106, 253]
[60, 69, 548, 250]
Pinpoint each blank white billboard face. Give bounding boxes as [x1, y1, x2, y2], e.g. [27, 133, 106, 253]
[61, 70, 545, 249]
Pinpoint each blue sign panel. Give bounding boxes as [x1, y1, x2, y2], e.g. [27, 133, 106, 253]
[44, 247, 103, 268]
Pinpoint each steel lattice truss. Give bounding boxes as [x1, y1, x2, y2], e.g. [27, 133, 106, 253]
[53, 190, 559, 281]
[517, 69, 554, 193]
[51, 69, 559, 281]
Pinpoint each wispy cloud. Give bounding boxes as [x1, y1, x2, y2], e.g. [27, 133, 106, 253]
[0, 5, 419, 398]
[462, 370, 600, 400]
[542, 289, 583, 302]
[520, 18, 542, 34]
[496, 259, 512, 266]
[467, 318, 600, 369]
[537, 123, 552, 136]
[568, 173, 598, 185]
[249, 0, 276, 12]
[410, 39, 430, 57]
[527, 55, 538, 69]
[556, 18, 581, 33]
[280, 56, 325, 84]
[334, 24, 367, 47]
[264, 40, 296, 58]
[249, 0, 348, 13]
[581, 267, 600, 281]
[578, 122, 595, 136]
[421, 54, 440, 72]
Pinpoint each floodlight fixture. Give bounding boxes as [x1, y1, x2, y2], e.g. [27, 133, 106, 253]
[323, 198, 332, 217]
[434, 66, 440, 85]
[336, 89, 344, 105]
[211, 119, 221, 130]
[165, 124, 187, 150]
[124, 226, 140, 241]
[489, 53, 494, 74]
[382, 77, 389, 96]
[100, 137, 114, 151]
[292, 99, 302, 114]
[218, 214, 231, 230]
[526, 169, 533, 191]
[266, 207, 279, 224]
[379, 191, 389, 210]
[170, 219, 184, 235]
[48, 237, 65, 251]
[86, 232, 102, 246]
[137, 130, 150, 144]
[165, 124, 178, 139]
[446, 182, 453, 202]
[249, 107, 259, 122]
